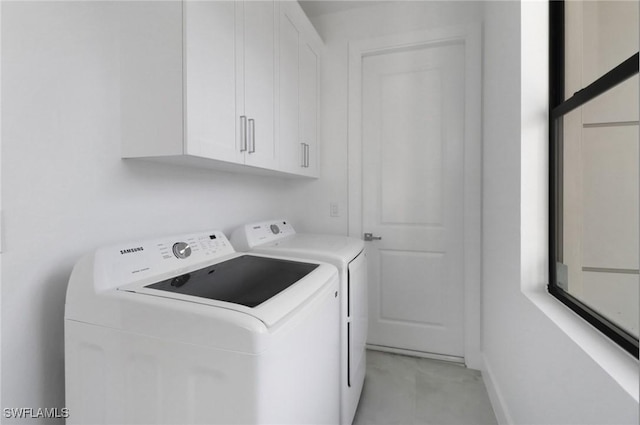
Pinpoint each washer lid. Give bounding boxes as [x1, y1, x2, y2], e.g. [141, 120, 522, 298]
[145, 255, 318, 308]
[119, 254, 337, 328]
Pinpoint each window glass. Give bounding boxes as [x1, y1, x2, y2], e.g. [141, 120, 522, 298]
[550, 0, 639, 356]
[559, 91, 639, 338]
[564, 1, 639, 96]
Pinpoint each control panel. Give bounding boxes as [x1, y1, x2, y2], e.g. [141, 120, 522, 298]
[94, 230, 236, 289]
[230, 219, 296, 251]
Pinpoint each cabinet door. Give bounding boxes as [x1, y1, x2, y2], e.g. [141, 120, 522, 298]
[184, 1, 241, 163]
[242, 1, 277, 169]
[299, 41, 319, 177]
[278, 8, 301, 174]
[120, 2, 183, 158]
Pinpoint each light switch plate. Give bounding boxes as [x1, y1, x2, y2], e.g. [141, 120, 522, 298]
[330, 202, 340, 217]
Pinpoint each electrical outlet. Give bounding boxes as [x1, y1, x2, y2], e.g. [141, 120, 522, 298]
[330, 202, 340, 217]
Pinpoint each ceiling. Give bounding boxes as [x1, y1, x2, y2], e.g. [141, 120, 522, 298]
[298, 1, 391, 18]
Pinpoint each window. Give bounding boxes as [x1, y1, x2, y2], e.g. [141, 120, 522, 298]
[549, 0, 639, 358]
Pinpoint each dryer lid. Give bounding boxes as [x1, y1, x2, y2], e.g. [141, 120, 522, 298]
[231, 219, 364, 266]
[256, 234, 364, 268]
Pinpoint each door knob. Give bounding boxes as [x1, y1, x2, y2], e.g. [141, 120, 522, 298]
[364, 233, 382, 242]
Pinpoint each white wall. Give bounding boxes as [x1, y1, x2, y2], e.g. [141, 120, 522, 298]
[1, 2, 299, 421]
[3, 2, 639, 424]
[482, 1, 638, 424]
[289, 1, 483, 235]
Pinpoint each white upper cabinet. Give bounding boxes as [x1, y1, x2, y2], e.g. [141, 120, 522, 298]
[242, 1, 278, 169]
[120, 1, 321, 178]
[278, 8, 300, 175]
[299, 40, 320, 177]
[184, 1, 240, 163]
[278, 2, 321, 177]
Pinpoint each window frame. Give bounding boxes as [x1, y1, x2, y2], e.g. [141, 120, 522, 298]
[548, 0, 640, 358]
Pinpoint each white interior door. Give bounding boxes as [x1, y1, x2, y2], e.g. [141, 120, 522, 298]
[361, 41, 465, 358]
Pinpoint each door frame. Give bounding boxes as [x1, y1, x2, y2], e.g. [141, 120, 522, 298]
[347, 24, 482, 369]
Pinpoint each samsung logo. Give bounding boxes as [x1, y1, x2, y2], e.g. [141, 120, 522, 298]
[120, 247, 144, 255]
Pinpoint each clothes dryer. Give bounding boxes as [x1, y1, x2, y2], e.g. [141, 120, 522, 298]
[65, 229, 339, 424]
[231, 220, 367, 425]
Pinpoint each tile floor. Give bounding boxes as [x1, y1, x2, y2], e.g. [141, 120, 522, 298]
[353, 350, 498, 425]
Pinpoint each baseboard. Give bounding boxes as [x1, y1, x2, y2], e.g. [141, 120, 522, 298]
[464, 350, 484, 371]
[366, 344, 465, 364]
[480, 355, 514, 425]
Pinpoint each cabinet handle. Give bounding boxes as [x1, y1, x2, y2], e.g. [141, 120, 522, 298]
[305, 143, 310, 168]
[300, 143, 305, 167]
[248, 119, 255, 154]
[240, 116, 247, 152]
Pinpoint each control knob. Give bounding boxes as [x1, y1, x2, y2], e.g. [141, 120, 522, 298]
[172, 242, 192, 259]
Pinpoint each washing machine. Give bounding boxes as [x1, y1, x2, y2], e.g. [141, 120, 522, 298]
[231, 220, 367, 425]
[65, 229, 340, 425]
